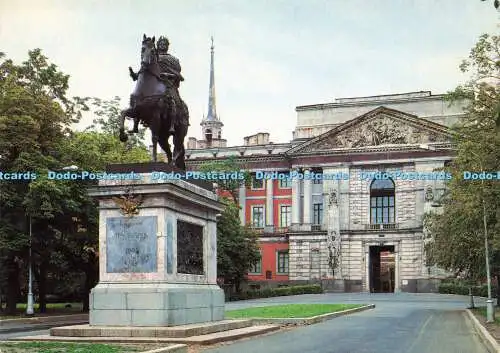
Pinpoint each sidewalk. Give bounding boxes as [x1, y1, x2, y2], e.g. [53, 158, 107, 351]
[0, 313, 88, 334]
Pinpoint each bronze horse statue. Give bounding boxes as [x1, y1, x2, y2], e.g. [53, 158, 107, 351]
[119, 35, 188, 170]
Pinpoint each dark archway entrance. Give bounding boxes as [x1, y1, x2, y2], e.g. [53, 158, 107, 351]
[369, 245, 395, 293]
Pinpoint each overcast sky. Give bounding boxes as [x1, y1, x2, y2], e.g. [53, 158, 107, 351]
[0, 1, 498, 146]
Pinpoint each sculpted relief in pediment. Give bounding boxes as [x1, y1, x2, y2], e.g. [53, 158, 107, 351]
[302, 115, 449, 152]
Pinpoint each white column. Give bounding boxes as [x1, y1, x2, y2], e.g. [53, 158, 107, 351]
[238, 184, 246, 225]
[303, 169, 312, 224]
[265, 179, 274, 228]
[291, 172, 300, 225]
[394, 243, 401, 292]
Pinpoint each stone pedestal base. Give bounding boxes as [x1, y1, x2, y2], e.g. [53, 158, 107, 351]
[89, 282, 225, 326]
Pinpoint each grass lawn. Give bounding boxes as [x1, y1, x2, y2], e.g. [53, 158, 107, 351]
[0, 303, 83, 319]
[0, 342, 169, 353]
[0, 342, 150, 353]
[471, 306, 500, 343]
[225, 304, 364, 319]
[472, 306, 500, 325]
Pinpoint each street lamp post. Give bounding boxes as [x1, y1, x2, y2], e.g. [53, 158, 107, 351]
[469, 151, 494, 323]
[26, 216, 34, 316]
[25, 164, 79, 316]
[481, 174, 495, 323]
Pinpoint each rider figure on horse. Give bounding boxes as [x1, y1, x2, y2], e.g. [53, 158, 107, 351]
[129, 35, 183, 133]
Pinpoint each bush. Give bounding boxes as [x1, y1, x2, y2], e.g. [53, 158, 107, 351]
[438, 282, 497, 297]
[228, 284, 323, 301]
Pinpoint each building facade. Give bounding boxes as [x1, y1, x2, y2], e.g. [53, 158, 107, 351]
[182, 41, 467, 293]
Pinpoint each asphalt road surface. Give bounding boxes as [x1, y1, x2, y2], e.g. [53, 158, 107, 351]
[0, 329, 49, 340]
[206, 293, 490, 353]
[0, 293, 490, 353]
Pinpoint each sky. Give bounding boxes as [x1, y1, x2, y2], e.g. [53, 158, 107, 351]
[0, 1, 498, 146]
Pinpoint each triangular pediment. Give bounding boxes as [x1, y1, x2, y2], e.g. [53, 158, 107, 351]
[287, 107, 451, 154]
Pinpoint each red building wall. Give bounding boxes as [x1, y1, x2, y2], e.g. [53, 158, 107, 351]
[244, 177, 291, 281]
[272, 179, 292, 226]
[247, 242, 289, 281]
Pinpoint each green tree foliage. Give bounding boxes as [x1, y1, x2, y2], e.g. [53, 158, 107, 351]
[0, 49, 82, 314]
[82, 96, 146, 148]
[0, 49, 150, 313]
[425, 34, 500, 286]
[216, 199, 260, 294]
[198, 156, 251, 202]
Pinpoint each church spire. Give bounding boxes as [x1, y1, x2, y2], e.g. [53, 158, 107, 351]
[201, 37, 223, 145]
[206, 36, 217, 121]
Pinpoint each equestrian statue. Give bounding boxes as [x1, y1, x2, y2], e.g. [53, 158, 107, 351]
[119, 34, 189, 170]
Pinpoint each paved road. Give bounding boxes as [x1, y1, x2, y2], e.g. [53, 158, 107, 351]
[0, 318, 88, 335]
[206, 293, 490, 353]
[0, 329, 49, 340]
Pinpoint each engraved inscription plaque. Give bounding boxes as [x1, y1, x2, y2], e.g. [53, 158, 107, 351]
[106, 216, 157, 273]
[177, 220, 204, 275]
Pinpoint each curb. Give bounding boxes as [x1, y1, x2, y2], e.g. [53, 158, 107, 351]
[141, 344, 188, 353]
[0, 314, 88, 326]
[250, 304, 375, 326]
[465, 309, 500, 353]
[6, 325, 281, 345]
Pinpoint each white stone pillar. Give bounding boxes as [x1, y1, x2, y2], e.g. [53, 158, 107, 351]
[291, 172, 300, 225]
[265, 179, 274, 230]
[238, 184, 246, 225]
[303, 169, 312, 225]
[365, 248, 370, 292]
[394, 243, 401, 292]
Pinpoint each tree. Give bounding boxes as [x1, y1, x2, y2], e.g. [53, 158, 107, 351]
[198, 156, 251, 203]
[0, 49, 151, 314]
[81, 96, 146, 148]
[216, 199, 260, 295]
[425, 34, 500, 296]
[0, 49, 82, 314]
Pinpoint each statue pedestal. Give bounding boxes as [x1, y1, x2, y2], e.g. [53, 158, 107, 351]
[88, 166, 225, 326]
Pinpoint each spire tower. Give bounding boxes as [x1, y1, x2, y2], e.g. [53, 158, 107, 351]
[201, 37, 224, 146]
[207, 36, 217, 121]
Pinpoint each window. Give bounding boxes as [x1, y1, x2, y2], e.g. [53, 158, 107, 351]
[279, 205, 291, 227]
[279, 178, 292, 188]
[252, 206, 264, 227]
[249, 251, 262, 274]
[370, 178, 395, 224]
[277, 251, 289, 274]
[205, 128, 212, 142]
[251, 174, 264, 189]
[313, 203, 323, 225]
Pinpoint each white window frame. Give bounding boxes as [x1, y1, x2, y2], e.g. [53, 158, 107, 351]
[279, 205, 292, 227]
[251, 205, 265, 228]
